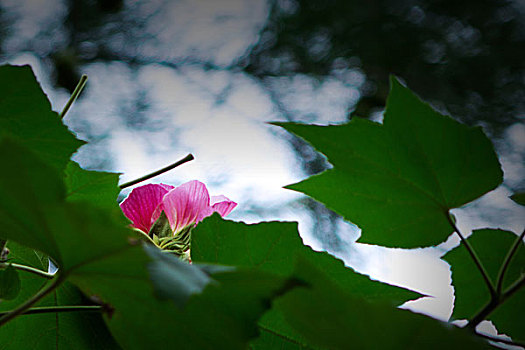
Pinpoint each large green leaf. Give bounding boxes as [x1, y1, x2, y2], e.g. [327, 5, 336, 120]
[0, 139, 298, 349]
[443, 229, 525, 340]
[276, 77, 502, 248]
[192, 215, 421, 348]
[0, 242, 120, 350]
[277, 259, 492, 349]
[0, 65, 84, 174]
[192, 215, 419, 304]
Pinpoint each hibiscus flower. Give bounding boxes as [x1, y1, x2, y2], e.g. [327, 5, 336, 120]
[120, 180, 236, 236]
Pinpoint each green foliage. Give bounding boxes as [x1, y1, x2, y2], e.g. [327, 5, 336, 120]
[0, 265, 21, 301]
[0, 138, 290, 349]
[276, 77, 502, 248]
[443, 229, 525, 340]
[2, 63, 521, 349]
[192, 217, 492, 349]
[145, 246, 302, 350]
[192, 215, 417, 347]
[192, 215, 420, 305]
[0, 65, 84, 174]
[0, 242, 119, 350]
[276, 260, 491, 349]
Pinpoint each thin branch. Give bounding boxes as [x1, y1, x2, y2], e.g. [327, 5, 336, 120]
[474, 331, 525, 348]
[0, 274, 65, 327]
[447, 213, 496, 298]
[0, 262, 54, 279]
[496, 228, 525, 294]
[0, 305, 102, 318]
[119, 153, 194, 189]
[59, 74, 88, 119]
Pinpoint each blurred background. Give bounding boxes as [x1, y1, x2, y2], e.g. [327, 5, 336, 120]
[0, 0, 524, 325]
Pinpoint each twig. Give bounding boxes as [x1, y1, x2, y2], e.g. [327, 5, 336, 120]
[59, 75, 88, 119]
[119, 154, 194, 189]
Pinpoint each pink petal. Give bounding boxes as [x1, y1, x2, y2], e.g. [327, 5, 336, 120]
[210, 195, 237, 217]
[161, 180, 212, 233]
[120, 183, 173, 233]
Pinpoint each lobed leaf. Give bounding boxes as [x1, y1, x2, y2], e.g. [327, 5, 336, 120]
[276, 77, 502, 248]
[192, 214, 421, 348]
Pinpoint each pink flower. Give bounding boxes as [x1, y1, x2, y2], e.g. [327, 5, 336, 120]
[120, 180, 236, 235]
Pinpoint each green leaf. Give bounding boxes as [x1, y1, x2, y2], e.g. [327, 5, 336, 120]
[0, 65, 84, 173]
[0, 241, 120, 350]
[510, 192, 525, 206]
[0, 264, 21, 300]
[65, 160, 121, 211]
[192, 215, 419, 304]
[192, 215, 421, 348]
[443, 229, 525, 340]
[0, 139, 298, 349]
[277, 259, 492, 349]
[276, 77, 502, 248]
[0, 139, 130, 271]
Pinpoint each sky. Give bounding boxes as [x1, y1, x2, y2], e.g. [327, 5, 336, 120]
[1, 0, 524, 334]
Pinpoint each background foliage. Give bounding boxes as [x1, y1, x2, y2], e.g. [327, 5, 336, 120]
[0, 64, 522, 349]
[0, 1, 524, 348]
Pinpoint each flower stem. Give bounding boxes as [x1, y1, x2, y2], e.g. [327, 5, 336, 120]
[0, 305, 102, 317]
[0, 273, 65, 327]
[446, 213, 496, 298]
[0, 262, 54, 279]
[496, 228, 525, 294]
[59, 74, 88, 119]
[119, 153, 194, 189]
